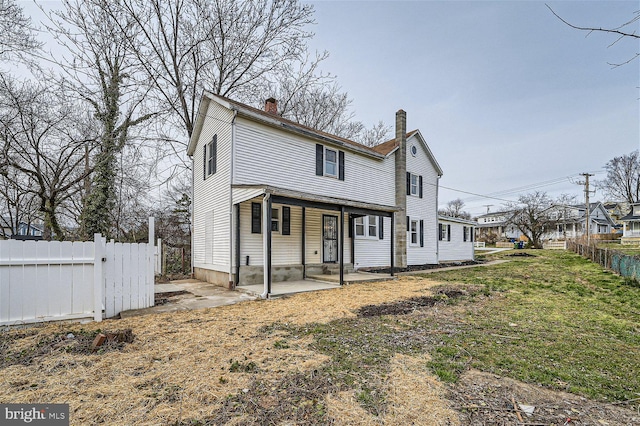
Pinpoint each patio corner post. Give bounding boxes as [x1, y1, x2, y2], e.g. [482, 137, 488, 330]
[390, 215, 395, 276]
[302, 207, 306, 279]
[93, 233, 103, 322]
[262, 194, 272, 298]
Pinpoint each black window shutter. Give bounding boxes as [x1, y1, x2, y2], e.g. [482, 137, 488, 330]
[406, 216, 410, 230]
[419, 220, 424, 247]
[348, 214, 353, 238]
[251, 203, 261, 234]
[282, 206, 290, 235]
[406, 172, 411, 195]
[316, 144, 323, 176]
[438, 223, 443, 241]
[447, 224, 451, 241]
[378, 216, 384, 239]
[211, 135, 217, 175]
[338, 151, 345, 180]
[463, 226, 467, 241]
[203, 144, 207, 180]
[419, 175, 423, 198]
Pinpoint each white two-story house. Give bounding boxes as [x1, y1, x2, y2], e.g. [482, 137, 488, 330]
[187, 93, 445, 296]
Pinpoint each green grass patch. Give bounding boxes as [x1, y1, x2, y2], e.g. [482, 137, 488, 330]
[423, 250, 640, 402]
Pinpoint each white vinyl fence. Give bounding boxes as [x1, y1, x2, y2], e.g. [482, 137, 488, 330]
[0, 219, 156, 326]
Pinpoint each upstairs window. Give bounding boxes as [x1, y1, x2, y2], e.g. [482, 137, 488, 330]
[406, 172, 423, 198]
[316, 144, 345, 180]
[325, 148, 338, 177]
[204, 134, 217, 179]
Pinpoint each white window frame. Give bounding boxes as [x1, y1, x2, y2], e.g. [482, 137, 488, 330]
[367, 215, 377, 237]
[354, 216, 378, 239]
[271, 208, 280, 233]
[440, 224, 448, 241]
[410, 173, 418, 196]
[410, 219, 419, 246]
[324, 147, 338, 178]
[354, 216, 365, 236]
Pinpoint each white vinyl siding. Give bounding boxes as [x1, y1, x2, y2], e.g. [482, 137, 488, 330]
[234, 118, 395, 207]
[192, 101, 233, 272]
[406, 134, 438, 265]
[354, 216, 390, 268]
[237, 201, 351, 267]
[439, 220, 475, 262]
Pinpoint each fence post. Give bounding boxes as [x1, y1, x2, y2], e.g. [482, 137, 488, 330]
[148, 217, 155, 306]
[93, 233, 103, 322]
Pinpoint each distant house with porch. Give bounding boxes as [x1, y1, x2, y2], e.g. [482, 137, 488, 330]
[620, 203, 640, 244]
[475, 211, 520, 241]
[545, 202, 615, 240]
[187, 93, 453, 296]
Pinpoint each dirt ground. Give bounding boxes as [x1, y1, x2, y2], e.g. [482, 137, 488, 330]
[1, 275, 638, 425]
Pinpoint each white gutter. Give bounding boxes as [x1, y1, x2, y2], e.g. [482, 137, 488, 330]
[229, 109, 238, 287]
[261, 192, 271, 299]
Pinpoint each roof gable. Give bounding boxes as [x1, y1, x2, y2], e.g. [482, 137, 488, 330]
[374, 130, 443, 177]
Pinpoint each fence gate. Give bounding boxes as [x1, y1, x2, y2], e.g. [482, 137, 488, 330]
[0, 219, 156, 326]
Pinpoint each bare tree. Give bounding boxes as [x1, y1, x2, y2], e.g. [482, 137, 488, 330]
[0, 76, 97, 240]
[43, 0, 157, 239]
[0, 0, 41, 60]
[599, 150, 640, 204]
[439, 198, 472, 220]
[0, 169, 39, 237]
[547, 4, 640, 67]
[505, 191, 555, 249]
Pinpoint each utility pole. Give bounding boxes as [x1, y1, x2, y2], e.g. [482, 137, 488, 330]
[580, 173, 594, 245]
[483, 204, 493, 214]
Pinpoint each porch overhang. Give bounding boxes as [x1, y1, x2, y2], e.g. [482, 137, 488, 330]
[231, 184, 399, 298]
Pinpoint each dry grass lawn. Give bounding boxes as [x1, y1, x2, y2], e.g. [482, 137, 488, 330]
[1, 276, 455, 425]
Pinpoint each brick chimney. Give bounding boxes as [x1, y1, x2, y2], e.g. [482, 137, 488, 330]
[264, 97, 278, 115]
[394, 109, 407, 268]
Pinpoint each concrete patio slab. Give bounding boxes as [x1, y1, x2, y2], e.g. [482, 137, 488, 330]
[154, 283, 184, 293]
[238, 280, 340, 297]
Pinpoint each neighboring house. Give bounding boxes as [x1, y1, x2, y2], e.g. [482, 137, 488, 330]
[187, 93, 448, 294]
[603, 201, 628, 234]
[0, 218, 44, 240]
[438, 216, 475, 262]
[545, 202, 615, 240]
[475, 211, 520, 241]
[620, 203, 640, 244]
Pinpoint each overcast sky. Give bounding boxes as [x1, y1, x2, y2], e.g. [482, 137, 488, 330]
[305, 0, 640, 215]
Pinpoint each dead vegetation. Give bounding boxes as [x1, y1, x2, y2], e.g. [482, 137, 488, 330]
[1, 259, 638, 425]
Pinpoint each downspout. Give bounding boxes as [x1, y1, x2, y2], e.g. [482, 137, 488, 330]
[261, 192, 271, 299]
[436, 175, 440, 262]
[190, 150, 195, 278]
[229, 109, 238, 288]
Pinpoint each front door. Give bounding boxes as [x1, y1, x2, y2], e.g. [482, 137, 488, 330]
[323, 215, 338, 263]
